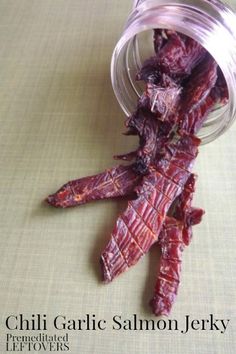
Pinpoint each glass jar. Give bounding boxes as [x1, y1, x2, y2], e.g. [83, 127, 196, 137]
[111, 0, 236, 143]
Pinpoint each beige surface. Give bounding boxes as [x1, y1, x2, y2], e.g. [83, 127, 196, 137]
[0, 1, 236, 353]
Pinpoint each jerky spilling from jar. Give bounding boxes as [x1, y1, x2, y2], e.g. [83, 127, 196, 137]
[46, 29, 228, 316]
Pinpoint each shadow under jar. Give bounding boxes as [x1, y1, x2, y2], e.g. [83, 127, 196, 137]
[111, 0, 236, 143]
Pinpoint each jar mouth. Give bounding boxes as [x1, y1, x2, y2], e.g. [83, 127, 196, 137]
[111, 0, 236, 144]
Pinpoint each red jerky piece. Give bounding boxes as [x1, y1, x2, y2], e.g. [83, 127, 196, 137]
[100, 172, 181, 282]
[150, 176, 204, 316]
[118, 108, 160, 161]
[150, 217, 184, 316]
[153, 29, 165, 54]
[100, 135, 200, 282]
[153, 133, 200, 173]
[153, 30, 185, 55]
[212, 67, 229, 104]
[46, 165, 141, 208]
[158, 34, 206, 76]
[115, 108, 171, 174]
[177, 55, 218, 134]
[137, 33, 206, 82]
[173, 174, 205, 245]
[179, 91, 217, 135]
[153, 29, 171, 54]
[179, 55, 218, 115]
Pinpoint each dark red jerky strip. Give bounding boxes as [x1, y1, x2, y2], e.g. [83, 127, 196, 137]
[123, 108, 160, 160]
[155, 134, 200, 171]
[173, 174, 196, 221]
[135, 171, 181, 201]
[153, 30, 185, 55]
[100, 219, 145, 282]
[176, 56, 218, 134]
[173, 174, 204, 245]
[136, 33, 184, 81]
[137, 33, 206, 84]
[150, 217, 184, 316]
[46, 165, 141, 208]
[100, 172, 179, 282]
[100, 136, 200, 282]
[180, 206, 205, 247]
[179, 92, 217, 135]
[165, 149, 195, 172]
[179, 55, 218, 116]
[157, 34, 206, 77]
[157, 161, 192, 187]
[119, 108, 171, 173]
[214, 68, 229, 104]
[153, 29, 169, 54]
[153, 29, 164, 54]
[174, 133, 200, 157]
[136, 33, 185, 82]
[154, 134, 200, 178]
[150, 175, 204, 316]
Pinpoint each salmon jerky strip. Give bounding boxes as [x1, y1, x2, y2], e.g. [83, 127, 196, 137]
[137, 32, 206, 82]
[46, 165, 142, 208]
[150, 217, 184, 316]
[173, 174, 205, 245]
[100, 135, 200, 282]
[179, 55, 218, 115]
[150, 175, 204, 316]
[150, 210, 204, 316]
[115, 108, 172, 174]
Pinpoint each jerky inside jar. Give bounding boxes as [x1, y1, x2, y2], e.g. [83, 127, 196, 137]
[111, 0, 236, 144]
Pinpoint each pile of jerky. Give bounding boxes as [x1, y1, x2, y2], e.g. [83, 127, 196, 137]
[46, 30, 228, 316]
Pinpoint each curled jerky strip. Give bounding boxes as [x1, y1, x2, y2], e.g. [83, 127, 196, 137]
[137, 32, 206, 81]
[175, 55, 218, 134]
[179, 55, 218, 115]
[47, 165, 142, 208]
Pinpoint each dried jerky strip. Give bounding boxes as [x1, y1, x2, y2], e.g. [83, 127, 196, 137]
[152, 134, 200, 176]
[137, 33, 206, 82]
[101, 172, 180, 282]
[116, 108, 171, 174]
[173, 174, 204, 245]
[158, 34, 206, 77]
[153, 29, 169, 54]
[179, 92, 217, 135]
[150, 207, 204, 316]
[173, 55, 217, 135]
[150, 217, 184, 316]
[46, 165, 142, 208]
[212, 67, 229, 104]
[100, 135, 200, 282]
[150, 175, 204, 316]
[179, 55, 218, 115]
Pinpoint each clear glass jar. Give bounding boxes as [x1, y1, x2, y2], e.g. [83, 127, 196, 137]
[111, 0, 236, 143]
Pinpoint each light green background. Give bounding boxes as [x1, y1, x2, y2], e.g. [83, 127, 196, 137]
[0, 1, 235, 353]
